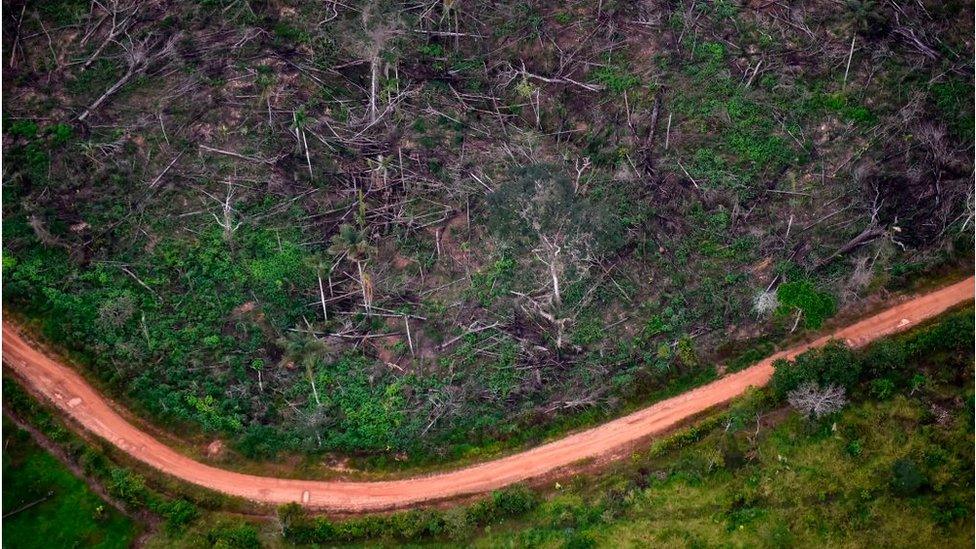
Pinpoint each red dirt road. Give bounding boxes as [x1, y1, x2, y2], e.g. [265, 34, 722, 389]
[2, 277, 973, 512]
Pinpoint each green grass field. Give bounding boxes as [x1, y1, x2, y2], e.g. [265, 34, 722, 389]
[2, 418, 140, 549]
[467, 395, 974, 548]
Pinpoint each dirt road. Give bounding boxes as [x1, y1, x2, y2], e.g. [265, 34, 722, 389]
[2, 277, 972, 512]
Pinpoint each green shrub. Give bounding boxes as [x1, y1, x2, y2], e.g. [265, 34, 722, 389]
[771, 342, 860, 398]
[862, 339, 907, 378]
[207, 521, 261, 549]
[159, 498, 199, 533]
[279, 485, 538, 545]
[776, 280, 836, 329]
[891, 458, 926, 496]
[904, 309, 974, 358]
[590, 65, 640, 93]
[930, 78, 975, 140]
[108, 468, 148, 504]
[565, 532, 598, 549]
[442, 507, 473, 541]
[6, 119, 38, 139]
[870, 377, 896, 400]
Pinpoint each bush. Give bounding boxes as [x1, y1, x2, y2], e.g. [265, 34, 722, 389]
[207, 520, 261, 549]
[108, 468, 148, 504]
[468, 484, 539, 524]
[891, 458, 926, 496]
[491, 484, 539, 517]
[159, 498, 199, 533]
[776, 280, 836, 329]
[442, 507, 473, 541]
[771, 342, 860, 399]
[279, 485, 538, 545]
[565, 532, 598, 549]
[278, 503, 314, 543]
[905, 310, 974, 358]
[869, 377, 896, 400]
[862, 339, 908, 378]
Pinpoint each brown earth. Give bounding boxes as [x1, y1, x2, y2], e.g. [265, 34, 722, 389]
[2, 276, 972, 512]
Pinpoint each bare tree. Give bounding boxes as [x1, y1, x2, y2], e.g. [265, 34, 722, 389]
[200, 181, 243, 241]
[354, 4, 401, 125]
[752, 289, 779, 317]
[493, 166, 602, 349]
[787, 382, 847, 419]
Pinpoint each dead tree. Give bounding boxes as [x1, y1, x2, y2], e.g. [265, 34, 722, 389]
[200, 181, 243, 241]
[511, 179, 596, 349]
[77, 32, 180, 122]
[354, 5, 401, 125]
[787, 382, 847, 419]
[79, 1, 140, 71]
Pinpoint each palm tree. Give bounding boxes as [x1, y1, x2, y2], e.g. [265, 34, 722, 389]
[306, 255, 332, 322]
[278, 329, 328, 406]
[328, 224, 376, 315]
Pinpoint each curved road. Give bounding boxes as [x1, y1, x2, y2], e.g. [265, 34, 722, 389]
[2, 277, 972, 512]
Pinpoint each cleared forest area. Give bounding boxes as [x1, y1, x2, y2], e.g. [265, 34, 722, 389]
[2, 0, 972, 468]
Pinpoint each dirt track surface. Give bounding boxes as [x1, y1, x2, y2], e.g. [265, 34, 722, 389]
[3, 277, 973, 512]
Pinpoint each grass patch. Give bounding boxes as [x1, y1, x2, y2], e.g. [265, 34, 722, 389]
[2, 418, 140, 548]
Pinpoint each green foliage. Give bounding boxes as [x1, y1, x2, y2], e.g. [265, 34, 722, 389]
[108, 468, 149, 504]
[591, 65, 640, 93]
[273, 22, 309, 45]
[810, 92, 877, 125]
[570, 314, 606, 346]
[846, 0, 889, 37]
[328, 223, 374, 263]
[280, 485, 537, 544]
[419, 43, 446, 57]
[725, 340, 775, 373]
[2, 420, 139, 549]
[891, 458, 926, 496]
[771, 342, 860, 398]
[553, 11, 573, 25]
[672, 40, 805, 195]
[776, 280, 836, 329]
[676, 336, 699, 370]
[930, 78, 974, 140]
[66, 59, 121, 97]
[206, 520, 262, 549]
[314, 353, 406, 452]
[48, 123, 74, 145]
[862, 339, 907, 378]
[725, 96, 796, 166]
[870, 377, 896, 400]
[6, 119, 38, 139]
[36, 0, 89, 25]
[643, 314, 672, 338]
[159, 498, 199, 533]
[469, 256, 516, 307]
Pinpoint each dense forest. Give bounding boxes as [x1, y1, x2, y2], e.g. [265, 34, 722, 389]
[3, 0, 972, 466]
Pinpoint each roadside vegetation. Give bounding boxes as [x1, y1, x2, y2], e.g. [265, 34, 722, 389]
[3, 306, 972, 547]
[273, 307, 976, 547]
